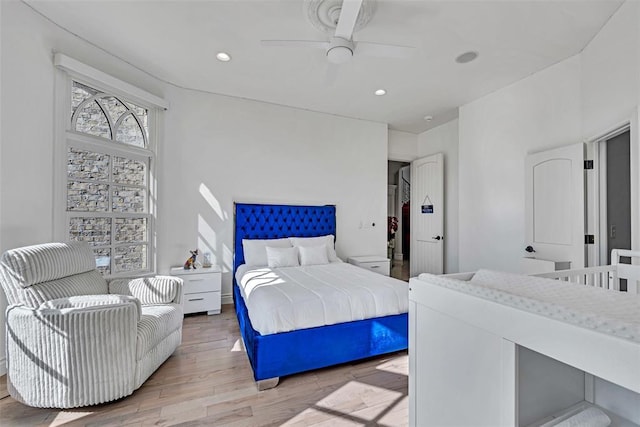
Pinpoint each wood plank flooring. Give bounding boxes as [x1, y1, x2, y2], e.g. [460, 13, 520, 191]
[390, 260, 409, 282]
[0, 306, 408, 426]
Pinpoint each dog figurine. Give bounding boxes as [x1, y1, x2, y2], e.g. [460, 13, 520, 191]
[184, 249, 199, 270]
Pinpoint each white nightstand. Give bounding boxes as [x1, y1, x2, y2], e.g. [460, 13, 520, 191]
[170, 266, 221, 315]
[347, 255, 391, 276]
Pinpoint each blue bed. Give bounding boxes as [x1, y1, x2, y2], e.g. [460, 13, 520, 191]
[233, 203, 408, 389]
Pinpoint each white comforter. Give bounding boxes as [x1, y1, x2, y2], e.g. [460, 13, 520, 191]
[236, 262, 408, 335]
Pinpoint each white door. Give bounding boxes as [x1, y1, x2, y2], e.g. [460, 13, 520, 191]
[411, 153, 444, 275]
[525, 143, 585, 270]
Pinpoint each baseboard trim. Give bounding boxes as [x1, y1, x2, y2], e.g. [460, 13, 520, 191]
[222, 293, 233, 305]
[0, 357, 6, 376]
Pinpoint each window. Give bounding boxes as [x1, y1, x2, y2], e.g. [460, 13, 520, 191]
[58, 76, 158, 277]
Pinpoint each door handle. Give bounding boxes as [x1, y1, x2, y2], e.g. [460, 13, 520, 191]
[525, 246, 535, 253]
[432, 236, 442, 241]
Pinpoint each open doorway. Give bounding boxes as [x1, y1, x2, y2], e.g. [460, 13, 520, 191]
[598, 129, 631, 266]
[388, 160, 410, 280]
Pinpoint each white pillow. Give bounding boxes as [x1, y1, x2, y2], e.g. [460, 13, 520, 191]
[289, 235, 339, 262]
[266, 246, 300, 268]
[242, 238, 292, 266]
[299, 245, 329, 266]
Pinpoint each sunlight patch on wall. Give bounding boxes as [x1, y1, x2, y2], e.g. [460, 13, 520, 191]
[197, 214, 217, 265]
[222, 244, 233, 273]
[198, 183, 225, 221]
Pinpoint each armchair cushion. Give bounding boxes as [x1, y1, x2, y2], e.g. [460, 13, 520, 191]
[1, 269, 108, 309]
[137, 304, 183, 359]
[40, 294, 142, 321]
[1, 242, 96, 287]
[109, 276, 183, 305]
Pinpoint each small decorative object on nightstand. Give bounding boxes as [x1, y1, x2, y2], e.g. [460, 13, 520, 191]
[183, 249, 199, 269]
[171, 266, 221, 315]
[347, 255, 391, 276]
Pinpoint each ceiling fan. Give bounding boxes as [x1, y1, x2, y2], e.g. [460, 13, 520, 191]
[261, 0, 414, 64]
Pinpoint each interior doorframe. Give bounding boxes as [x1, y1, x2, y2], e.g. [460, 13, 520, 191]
[388, 155, 413, 276]
[396, 165, 410, 261]
[585, 110, 638, 267]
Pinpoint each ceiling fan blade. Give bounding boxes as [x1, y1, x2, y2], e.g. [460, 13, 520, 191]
[334, 0, 363, 40]
[261, 40, 330, 49]
[356, 41, 415, 59]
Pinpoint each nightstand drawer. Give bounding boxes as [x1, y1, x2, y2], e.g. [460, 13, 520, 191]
[182, 273, 221, 293]
[171, 266, 222, 315]
[184, 291, 221, 314]
[360, 262, 390, 276]
[347, 256, 391, 276]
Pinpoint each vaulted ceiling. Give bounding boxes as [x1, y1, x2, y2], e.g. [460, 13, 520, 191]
[26, 0, 623, 133]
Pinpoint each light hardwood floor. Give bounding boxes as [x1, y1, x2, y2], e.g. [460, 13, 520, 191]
[390, 259, 409, 282]
[0, 306, 408, 426]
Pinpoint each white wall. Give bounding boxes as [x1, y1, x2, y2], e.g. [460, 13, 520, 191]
[387, 124, 459, 273]
[158, 87, 388, 301]
[458, 0, 640, 272]
[581, 0, 640, 256]
[388, 129, 418, 161]
[581, 0, 639, 140]
[0, 1, 169, 376]
[417, 119, 459, 273]
[3, 0, 638, 377]
[458, 57, 583, 272]
[0, 1, 388, 375]
[0, 1, 167, 248]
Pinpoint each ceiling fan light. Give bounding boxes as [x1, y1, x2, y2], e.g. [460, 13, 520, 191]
[326, 45, 353, 64]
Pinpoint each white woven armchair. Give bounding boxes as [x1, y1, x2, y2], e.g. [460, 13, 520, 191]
[0, 242, 183, 408]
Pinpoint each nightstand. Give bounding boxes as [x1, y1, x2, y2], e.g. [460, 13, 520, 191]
[171, 266, 221, 315]
[347, 255, 391, 276]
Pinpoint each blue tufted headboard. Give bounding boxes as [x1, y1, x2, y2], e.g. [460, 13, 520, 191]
[233, 203, 336, 277]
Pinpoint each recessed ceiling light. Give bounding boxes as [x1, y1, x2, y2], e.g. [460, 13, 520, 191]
[424, 115, 433, 122]
[455, 51, 478, 64]
[216, 52, 231, 62]
[374, 89, 387, 96]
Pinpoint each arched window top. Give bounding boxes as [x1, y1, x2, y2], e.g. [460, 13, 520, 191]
[116, 113, 145, 148]
[71, 81, 148, 148]
[100, 96, 128, 121]
[75, 100, 111, 139]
